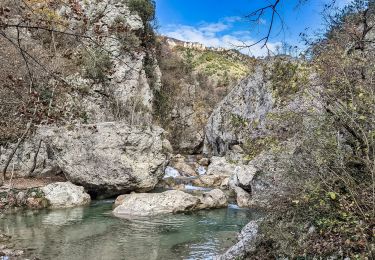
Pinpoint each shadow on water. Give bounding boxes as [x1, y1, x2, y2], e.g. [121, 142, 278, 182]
[0, 201, 261, 260]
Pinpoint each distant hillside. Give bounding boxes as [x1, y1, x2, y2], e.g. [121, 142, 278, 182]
[158, 36, 255, 84]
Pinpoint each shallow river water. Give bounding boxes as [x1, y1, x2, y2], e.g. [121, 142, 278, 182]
[0, 200, 258, 260]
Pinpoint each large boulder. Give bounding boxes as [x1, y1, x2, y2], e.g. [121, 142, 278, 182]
[113, 190, 200, 217]
[39, 122, 169, 195]
[113, 189, 228, 217]
[229, 163, 257, 192]
[41, 182, 91, 208]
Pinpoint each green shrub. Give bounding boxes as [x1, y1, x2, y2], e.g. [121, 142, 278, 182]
[82, 48, 112, 82]
[127, 0, 155, 23]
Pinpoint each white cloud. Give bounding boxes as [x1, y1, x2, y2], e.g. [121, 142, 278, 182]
[161, 18, 281, 57]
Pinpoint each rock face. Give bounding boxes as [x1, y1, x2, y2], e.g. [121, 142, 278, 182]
[41, 182, 91, 208]
[204, 67, 273, 156]
[0, 138, 61, 178]
[61, 0, 160, 125]
[0, 0, 161, 180]
[39, 122, 169, 195]
[203, 58, 318, 208]
[113, 189, 227, 217]
[216, 220, 259, 260]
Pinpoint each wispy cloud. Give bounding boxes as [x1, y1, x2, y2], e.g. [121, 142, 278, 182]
[161, 17, 281, 57]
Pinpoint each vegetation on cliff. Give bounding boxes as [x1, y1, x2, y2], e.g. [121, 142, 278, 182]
[247, 1, 375, 258]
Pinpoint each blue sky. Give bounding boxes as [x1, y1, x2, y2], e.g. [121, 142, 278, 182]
[156, 0, 352, 56]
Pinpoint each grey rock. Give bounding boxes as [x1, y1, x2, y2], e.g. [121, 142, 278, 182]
[234, 186, 252, 208]
[198, 157, 210, 166]
[41, 182, 91, 208]
[204, 67, 273, 156]
[39, 122, 168, 195]
[216, 220, 259, 260]
[230, 163, 257, 192]
[197, 189, 228, 209]
[206, 156, 235, 177]
[15, 192, 26, 205]
[113, 190, 200, 217]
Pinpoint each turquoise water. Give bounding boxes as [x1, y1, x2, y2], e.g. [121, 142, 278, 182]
[0, 201, 257, 260]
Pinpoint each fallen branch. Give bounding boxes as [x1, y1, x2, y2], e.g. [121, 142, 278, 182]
[28, 139, 42, 176]
[1, 122, 32, 183]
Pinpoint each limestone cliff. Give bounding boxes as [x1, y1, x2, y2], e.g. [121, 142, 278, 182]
[0, 0, 169, 195]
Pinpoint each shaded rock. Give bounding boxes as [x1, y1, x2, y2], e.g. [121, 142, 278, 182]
[216, 221, 259, 260]
[41, 182, 90, 208]
[39, 122, 168, 195]
[198, 157, 210, 166]
[0, 139, 61, 178]
[157, 177, 186, 190]
[230, 164, 257, 192]
[234, 187, 252, 208]
[197, 189, 228, 209]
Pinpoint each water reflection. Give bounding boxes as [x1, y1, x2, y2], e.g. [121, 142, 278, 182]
[0, 201, 259, 260]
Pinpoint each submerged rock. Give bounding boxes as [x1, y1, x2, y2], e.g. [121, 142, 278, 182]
[39, 122, 169, 196]
[113, 189, 228, 217]
[41, 182, 91, 208]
